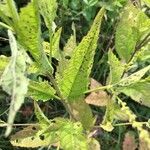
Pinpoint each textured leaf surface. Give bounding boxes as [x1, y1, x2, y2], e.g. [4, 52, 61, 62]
[116, 65, 150, 87]
[63, 23, 76, 57]
[0, 0, 11, 17]
[10, 125, 57, 148]
[28, 80, 56, 101]
[57, 8, 105, 100]
[38, 0, 57, 32]
[11, 118, 87, 149]
[68, 100, 94, 129]
[142, 0, 150, 7]
[118, 79, 150, 107]
[108, 50, 124, 84]
[59, 120, 88, 150]
[17, 1, 52, 73]
[115, 2, 139, 62]
[0, 55, 9, 76]
[0, 30, 29, 136]
[85, 78, 109, 106]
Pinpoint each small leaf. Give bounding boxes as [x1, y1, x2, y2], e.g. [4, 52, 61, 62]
[116, 65, 150, 87]
[0, 30, 29, 136]
[122, 131, 137, 150]
[115, 2, 139, 62]
[28, 80, 57, 101]
[10, 125, 56, 148]
[59, 121, 88, 150]
[50, 28, 62, 60]
[107, 50, 124, 84]
[68, 100, 94, 129]
[142, 0, 150, 7]
[139, 137, 150, 150]
[63, 23, 76, 57]
[88, 138, 101, 150]
[85, 78, 109, 106]
[17, 1, 53, 73]
[34, 101, 50, 129]
[118, 79, 150, 107]
[38, 0, 57, 33]
[0, 55, 9, 76]
[0, 0, 11, 17]
[100, 101, 119, 132]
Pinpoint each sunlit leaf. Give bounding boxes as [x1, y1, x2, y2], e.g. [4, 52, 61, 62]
[0, 30, 29, 136]
[68, 100, 94, 129]
[34, 101, 50, 129]
[142, 0, 150, 7]
[107, 50, 124, 84]
[116, 65, 150, 87]
[28, 80, 57, 101]
[57, 7, 105, 100]
[17, 1, 52, 73]
[118, 79, 150, 107]
[59, 120, 88, 150]
[10, 125, 58, 148]
[0, 55, 9, 76]
[0, 0, 11, 17]
[63, 23, 76, 58]
[88, 138, 101, 150]
[115, 2, 139, 62]
[38, 0, 57, 33]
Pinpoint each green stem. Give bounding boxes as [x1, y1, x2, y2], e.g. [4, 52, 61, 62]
[0, 22, 13, 30]
[0, 123, 38, 127]
[47, 73, 76, 120]
[114, 121, 148, 127]
[84, 84, 113, 94]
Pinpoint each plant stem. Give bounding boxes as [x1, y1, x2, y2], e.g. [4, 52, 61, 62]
[84, 84, 113, 94]
[47, 73, 76, 120]
[0, 123, 38, 127]
[114, 121, 148, 127]
[0, 22, 13, 30]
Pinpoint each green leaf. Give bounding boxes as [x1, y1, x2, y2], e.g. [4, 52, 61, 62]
[88, 138, 101, 150]
[68, 100, 94, 129]
[17, 1, 52, 73]
[0, 55, 9, 76]
[100, 101, 117, 132]
[28, 80, 57, 101]
[115, 2, 139, 62]
[11, 118, 87, 149]
[38, 0, 57, 33]
[0, 0, 11, 17]
[118, 79, 150, 107]
[0, 30, 29, 136]
[10, 125, 58, 148]
[108, 50, 124, 84]
[34, 101, 50, 130]
[57, 7, 105, 100]
[116, 65, 150, 87]
[142, 0, 150, 7]
[63, 23, 76, 58]
[56, 119, 88, 150]
[50, 28, 62, 60]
